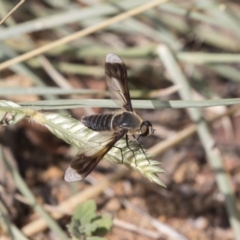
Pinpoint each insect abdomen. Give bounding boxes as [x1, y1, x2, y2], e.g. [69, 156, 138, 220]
[82, 113, 114, 131]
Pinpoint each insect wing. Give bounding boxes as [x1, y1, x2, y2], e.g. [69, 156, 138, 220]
[64, 129, 127, 182]
[105, 53, 133, 112]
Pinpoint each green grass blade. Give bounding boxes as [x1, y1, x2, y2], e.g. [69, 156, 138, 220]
[19, 98, 240, 110]
[158, 45, 240, 240]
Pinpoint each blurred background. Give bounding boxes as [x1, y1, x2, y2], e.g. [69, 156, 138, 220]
[1, 0, 240, 239]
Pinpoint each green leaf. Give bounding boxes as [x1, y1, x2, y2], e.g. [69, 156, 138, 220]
[73, 200, 97, 224]
[67, 219, 82, 238]
[67, 200, 112, 238]
[92, 214, 113, 236]
[84, 222, 98, 235]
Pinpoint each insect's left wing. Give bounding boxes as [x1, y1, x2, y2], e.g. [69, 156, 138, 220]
[105, 53, 133, 112]
[64, 129, 127, 182]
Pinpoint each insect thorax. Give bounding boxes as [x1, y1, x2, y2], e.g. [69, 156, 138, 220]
[112, 111, 142, 133]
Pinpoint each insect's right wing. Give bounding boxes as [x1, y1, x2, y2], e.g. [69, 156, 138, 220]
[64, 129, 127, 182]
[105, 53, 133, 112]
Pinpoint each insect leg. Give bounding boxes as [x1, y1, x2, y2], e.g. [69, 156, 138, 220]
[125, 134, 138, 166]
[132, 135, 150, 164]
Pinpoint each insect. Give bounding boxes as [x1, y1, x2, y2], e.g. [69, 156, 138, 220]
[64, 53, 154, 182]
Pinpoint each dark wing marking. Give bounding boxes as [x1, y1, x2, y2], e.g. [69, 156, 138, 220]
[105, 53, 133, 112]
[64, 129, 127, 182]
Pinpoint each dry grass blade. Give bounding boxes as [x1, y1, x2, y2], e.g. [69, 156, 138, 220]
[0, 0, 25, 25]
[39, 56, 72, 89]
[21, 169, 128, 236]
[1, 147, 69, 240]
[122, 200, 188, 240]
[0, 0, 169, 71]
[113, 218, 161, 239]
[2, 1, 240, 239]
[158, 45, 240, 240]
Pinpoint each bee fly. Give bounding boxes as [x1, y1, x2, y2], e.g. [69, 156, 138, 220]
[64, 53, 154, 182]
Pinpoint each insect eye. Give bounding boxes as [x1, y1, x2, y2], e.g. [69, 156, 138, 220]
[140, 121, 153, 137]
